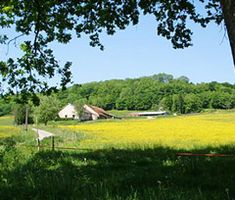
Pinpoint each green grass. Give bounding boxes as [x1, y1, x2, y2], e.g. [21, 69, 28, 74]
[1, 141, 235, 199]
[48, 119, 80, 126]
[108, 110, 152, 118]
[0, 116, 14, 126]
[108, 110, 135, 117]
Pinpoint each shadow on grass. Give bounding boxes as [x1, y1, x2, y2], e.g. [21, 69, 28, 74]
[0, 139, 235, 199]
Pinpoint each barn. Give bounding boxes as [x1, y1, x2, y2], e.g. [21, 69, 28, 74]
[58, 104, 113, 121]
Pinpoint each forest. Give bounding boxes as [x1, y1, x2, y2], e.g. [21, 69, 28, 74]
[56, 73, 235, 114]
[1, 73, 235, 117]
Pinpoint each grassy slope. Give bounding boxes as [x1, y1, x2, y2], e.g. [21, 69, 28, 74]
[1, 111, 235, 199]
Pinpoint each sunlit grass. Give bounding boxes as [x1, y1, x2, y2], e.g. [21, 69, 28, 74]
[0, 116, 14, 126]
[58, 112, 235, 149]
[0, 126, 20, 138]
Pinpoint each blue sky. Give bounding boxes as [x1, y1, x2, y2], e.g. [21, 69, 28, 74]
[1, 14, 235, 85]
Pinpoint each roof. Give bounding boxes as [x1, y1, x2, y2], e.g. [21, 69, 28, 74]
[129, 111, 167, 117]
[138, 111, 167, 115]
[84, 104, 113, 118]
[85, 105, 112, 117]
[90, 105, 113, 117]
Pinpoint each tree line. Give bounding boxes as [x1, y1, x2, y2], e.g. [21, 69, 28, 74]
[56, 73, 235, 114]
[1, 73, 235, 125]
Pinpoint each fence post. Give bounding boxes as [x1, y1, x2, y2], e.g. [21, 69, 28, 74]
[25, 105, 29, 131]
[51, 136, 55, 151]
[37, 138, 40, 151]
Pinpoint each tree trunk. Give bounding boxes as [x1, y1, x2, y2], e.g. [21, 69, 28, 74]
[220, 0, 235, 65]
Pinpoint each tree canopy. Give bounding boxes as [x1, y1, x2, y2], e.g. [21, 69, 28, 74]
[0, 0, 232, 100]
[34, 95, 60, 125]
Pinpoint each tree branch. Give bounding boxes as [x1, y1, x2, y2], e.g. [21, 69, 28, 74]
[6, 33, 25, 55]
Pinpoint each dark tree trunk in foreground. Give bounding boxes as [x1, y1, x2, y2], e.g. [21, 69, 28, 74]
[220, 0, 235, 65]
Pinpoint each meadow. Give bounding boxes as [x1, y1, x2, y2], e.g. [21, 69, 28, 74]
[1, 111, 235, 199]
[56, 111, 235, 150]
[0, 116, 20, 138]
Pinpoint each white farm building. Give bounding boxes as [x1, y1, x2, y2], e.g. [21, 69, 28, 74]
[129, 111, 168, 117]
[58, 103, 113, 121]
[58, 103, 79, 119]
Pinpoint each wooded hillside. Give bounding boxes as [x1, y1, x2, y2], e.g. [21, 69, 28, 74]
[56, 73, 235, 114]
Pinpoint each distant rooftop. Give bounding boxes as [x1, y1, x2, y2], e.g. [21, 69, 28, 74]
[137, 111, 167, 116]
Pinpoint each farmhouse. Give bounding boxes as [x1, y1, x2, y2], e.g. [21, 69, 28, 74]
[58, 103, 113, 121]
[58, 103, 78, 119]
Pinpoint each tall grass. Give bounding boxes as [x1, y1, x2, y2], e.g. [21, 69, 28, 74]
[0, 141, 235, 199]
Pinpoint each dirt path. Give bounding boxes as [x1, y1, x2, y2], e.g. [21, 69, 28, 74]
[32, 128, 54, 141]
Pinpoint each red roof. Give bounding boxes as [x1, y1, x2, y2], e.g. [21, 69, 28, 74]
[88, 105, 113, 118]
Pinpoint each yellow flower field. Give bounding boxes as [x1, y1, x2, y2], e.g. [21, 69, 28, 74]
[0, 126, 20, 138]
[59, 112, 235, 149]
[0, 116, 20, 138]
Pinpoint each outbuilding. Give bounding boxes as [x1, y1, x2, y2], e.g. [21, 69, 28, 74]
[129, 111, 167, 117]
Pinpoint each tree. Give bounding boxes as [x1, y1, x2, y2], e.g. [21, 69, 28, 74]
[198, 92, 213, 108]
[177, 76, 190, 83]
[0, 99, 12, 116]
[184, 93, 202, 113]
[0, 0, 233, 99]
[172, 94, 185, 114]
[74, 98, 88, 119]
[151, 73, 173, 83]
[220, 0, 235, 65]
[13, 104, 34, 125]
[159, 96, 173, 112]
[116, 87, 136, 110]
[34, 96, 60, 125]
[210, 92, 233, 109]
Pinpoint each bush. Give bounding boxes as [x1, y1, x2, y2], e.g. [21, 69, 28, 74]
[0, 100, 12, 116]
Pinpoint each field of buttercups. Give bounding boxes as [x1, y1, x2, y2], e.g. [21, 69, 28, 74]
[1, 111, 235, 199]
[58, 111, 235, 150]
